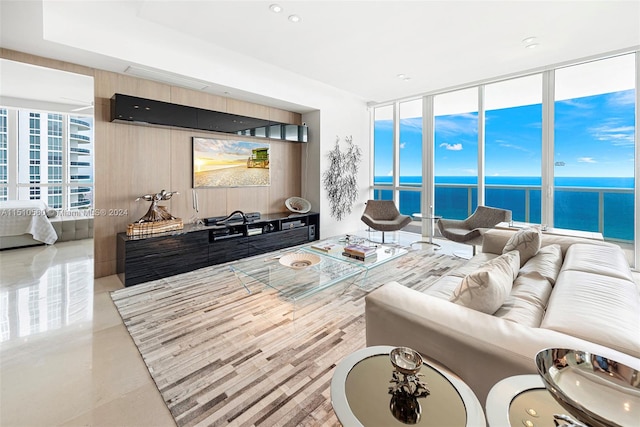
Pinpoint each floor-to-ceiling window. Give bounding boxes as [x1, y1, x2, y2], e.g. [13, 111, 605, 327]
[371, 50, 638, 262]
[485, 74, 543, 223]
[434, 88, 479, 219]
[3, 108, 94, 210]
[398, 99, 423, 215]
[373, 104, 394, 201]
[554, 54, 635, 242]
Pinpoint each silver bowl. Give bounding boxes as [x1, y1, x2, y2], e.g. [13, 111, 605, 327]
[535, 348, 640, 427]
[390, 347, 423, 375]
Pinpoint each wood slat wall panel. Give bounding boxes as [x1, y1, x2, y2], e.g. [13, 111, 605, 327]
[0, 50, 306, 279]
[227, 98, 270, 120]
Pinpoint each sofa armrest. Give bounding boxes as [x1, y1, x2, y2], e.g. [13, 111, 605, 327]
[365, 281, 640, 404]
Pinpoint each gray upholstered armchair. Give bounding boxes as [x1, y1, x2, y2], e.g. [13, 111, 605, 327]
[361, 200, 412, 243]
[437, 205, 512, 255]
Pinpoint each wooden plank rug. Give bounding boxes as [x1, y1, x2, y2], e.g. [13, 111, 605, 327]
[111, 247, 466, 426]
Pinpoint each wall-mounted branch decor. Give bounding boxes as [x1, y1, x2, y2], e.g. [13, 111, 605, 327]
[322, 136, 362, 221]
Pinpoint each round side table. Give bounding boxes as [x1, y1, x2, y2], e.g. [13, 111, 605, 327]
[411, 213, 442, 249]
[485, 375, 567, 427]
[330, 345, 485, 426]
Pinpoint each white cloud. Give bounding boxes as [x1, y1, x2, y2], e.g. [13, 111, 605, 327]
[400, 142, 406, 149]
[435, 115, 478, 137]
[386, 170, 393, 176]
[608, 90, 635, 107]
[499, 142, 531, 153]
[399, 118, 422, 130]
[589, 121, 635, 147]
[557, 99, 592, 110]
[578, 157, 596, 163]
[439, 142, 463, 151]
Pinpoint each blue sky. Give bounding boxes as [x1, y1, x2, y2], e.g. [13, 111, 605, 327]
[375, 89, 635, 179]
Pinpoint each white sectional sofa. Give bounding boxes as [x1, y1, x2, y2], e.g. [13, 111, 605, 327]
[365, 228, 640, 404]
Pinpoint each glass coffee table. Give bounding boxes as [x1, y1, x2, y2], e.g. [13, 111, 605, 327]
[230, 237, 407, 302]
[331, 346, 486, 426]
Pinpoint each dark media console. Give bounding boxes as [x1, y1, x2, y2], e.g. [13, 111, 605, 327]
[117, 212, 319, 287]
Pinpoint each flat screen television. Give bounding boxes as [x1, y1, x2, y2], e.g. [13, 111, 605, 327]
[192, 137, 270, 188]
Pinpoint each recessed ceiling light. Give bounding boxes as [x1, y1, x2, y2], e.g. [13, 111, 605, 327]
[526, 43, 540, 49]
[269, 4, 282, 13]
[403, 77, 411, 81]
[396, 74, 406, 79]
[288, 14, 301, 23]
[522, 36, 537, 44]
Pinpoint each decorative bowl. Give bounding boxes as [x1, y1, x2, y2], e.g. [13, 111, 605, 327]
[390, 347, 423, 375]
[279, 253, 321, 269]
[535, 348, 640, 427]
[285, 197, 311, 214]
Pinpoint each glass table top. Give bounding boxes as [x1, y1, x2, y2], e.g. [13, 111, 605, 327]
[301, 236, 408, 270]
[509, 389, 569, 427]
[344, 355, 467, 426]
[229, 237, 408, 302]
[331, 346, 485, 426]
[230, 249, 365, 302]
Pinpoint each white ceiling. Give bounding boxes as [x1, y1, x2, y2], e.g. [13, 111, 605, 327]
[0, 59, 94, 113]
[1, 0, 639, 111]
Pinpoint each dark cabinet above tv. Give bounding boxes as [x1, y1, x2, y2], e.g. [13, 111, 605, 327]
[110, 93, 308, 142]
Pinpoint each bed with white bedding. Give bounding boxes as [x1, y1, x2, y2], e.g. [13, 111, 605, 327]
[0, 200, 58, 249]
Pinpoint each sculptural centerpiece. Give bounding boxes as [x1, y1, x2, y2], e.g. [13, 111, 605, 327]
[126, 189, 184, 236]
[388, 347, 431, 424]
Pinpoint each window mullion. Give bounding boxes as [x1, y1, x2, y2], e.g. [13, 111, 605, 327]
[542, 70, 555, 227]
[422, 95, 435, 237]
[477, 86, 485, 208]
[393, 102, 400, 204]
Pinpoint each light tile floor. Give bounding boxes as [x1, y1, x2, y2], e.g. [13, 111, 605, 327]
[0, 239, 174, 426]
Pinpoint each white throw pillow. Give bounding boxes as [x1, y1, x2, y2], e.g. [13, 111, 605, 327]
[519, 243, 563, 286]
[450, 250, 520, 314]
[503, 227, 541, 267]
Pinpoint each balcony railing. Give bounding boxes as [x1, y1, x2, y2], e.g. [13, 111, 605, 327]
[70, 187, 92, 194]
[374, 183, 634, 242]
[70, 133, 91, 143]
[70, 147, 90, 155]
[70, 118, 91, 129]
[70, 175, 91, 181]
[71, 199, 92, 208]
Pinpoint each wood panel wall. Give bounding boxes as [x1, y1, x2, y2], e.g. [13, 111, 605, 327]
[1, 49, 303, 279]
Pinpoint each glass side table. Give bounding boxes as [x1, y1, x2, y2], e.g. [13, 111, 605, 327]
[485, 375, 568, 427]
[331, 345, 485, 426]
[411, 213, 442, 248]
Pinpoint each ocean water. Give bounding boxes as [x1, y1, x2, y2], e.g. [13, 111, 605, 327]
[373, 176, 634, 241]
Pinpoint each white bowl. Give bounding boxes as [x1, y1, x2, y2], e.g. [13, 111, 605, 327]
[285, 197, 311, 214]
[279, 253, 321, 269]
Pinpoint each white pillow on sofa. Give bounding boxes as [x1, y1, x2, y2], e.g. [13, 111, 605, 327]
[450, 250, 520, 314]
[503, 227, 541, 267]
[518, 243, 563, 286]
